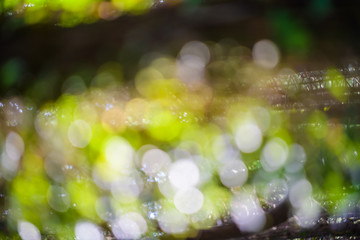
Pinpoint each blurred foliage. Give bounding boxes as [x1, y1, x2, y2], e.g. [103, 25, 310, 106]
[0, 36, 360, 239]
[1, 0, 360, 239]
[268, 9, 312, 56]
[1, 0, 156, 26]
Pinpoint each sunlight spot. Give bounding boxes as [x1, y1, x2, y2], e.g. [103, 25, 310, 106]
[68, 120, 92, 148]
[18, 221, 41, 240]
[235, 122, 262, 153]
[179, 41, 210, 66]
[1, 131, 24, 176]
[105, 137, 134, 174]
[141, 149, 171, 178]
[174, 187, 204, 214]
[111, 174, 144, 202]
[112, 212, 147, 239]
[5, 131, 24, 161]
[253, 39, 280, 69]
[158, 209, 189, 234]
[295, 198, 321, 228]
[177, 41, 210, 83]
[168, 159, 199, 189]
[261, 138, 288, 172]
[231, 192, 266, 232]
[122, 212, 148, 235]
[219, 160, 248, 188]
[75, 221, 103, 240]
[289, 178, 312, 208]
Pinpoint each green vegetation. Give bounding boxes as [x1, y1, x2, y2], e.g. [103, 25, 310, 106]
[1, 0, 154, 26]
[1, 1, 359, 238]
[0, 38, 359, 239]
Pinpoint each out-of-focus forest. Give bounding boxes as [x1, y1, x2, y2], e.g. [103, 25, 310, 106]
[0, 0, 360, 239]
[1, 0, 360, 97]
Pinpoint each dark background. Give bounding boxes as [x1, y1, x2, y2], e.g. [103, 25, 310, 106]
[1, 0, 360, 100]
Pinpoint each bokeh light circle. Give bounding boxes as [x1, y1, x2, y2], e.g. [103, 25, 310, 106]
[235, 122, 263, 153]
[168, 159, 200, 189]
[174, 187, 204, 214]
[219, 160, 248, 188]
